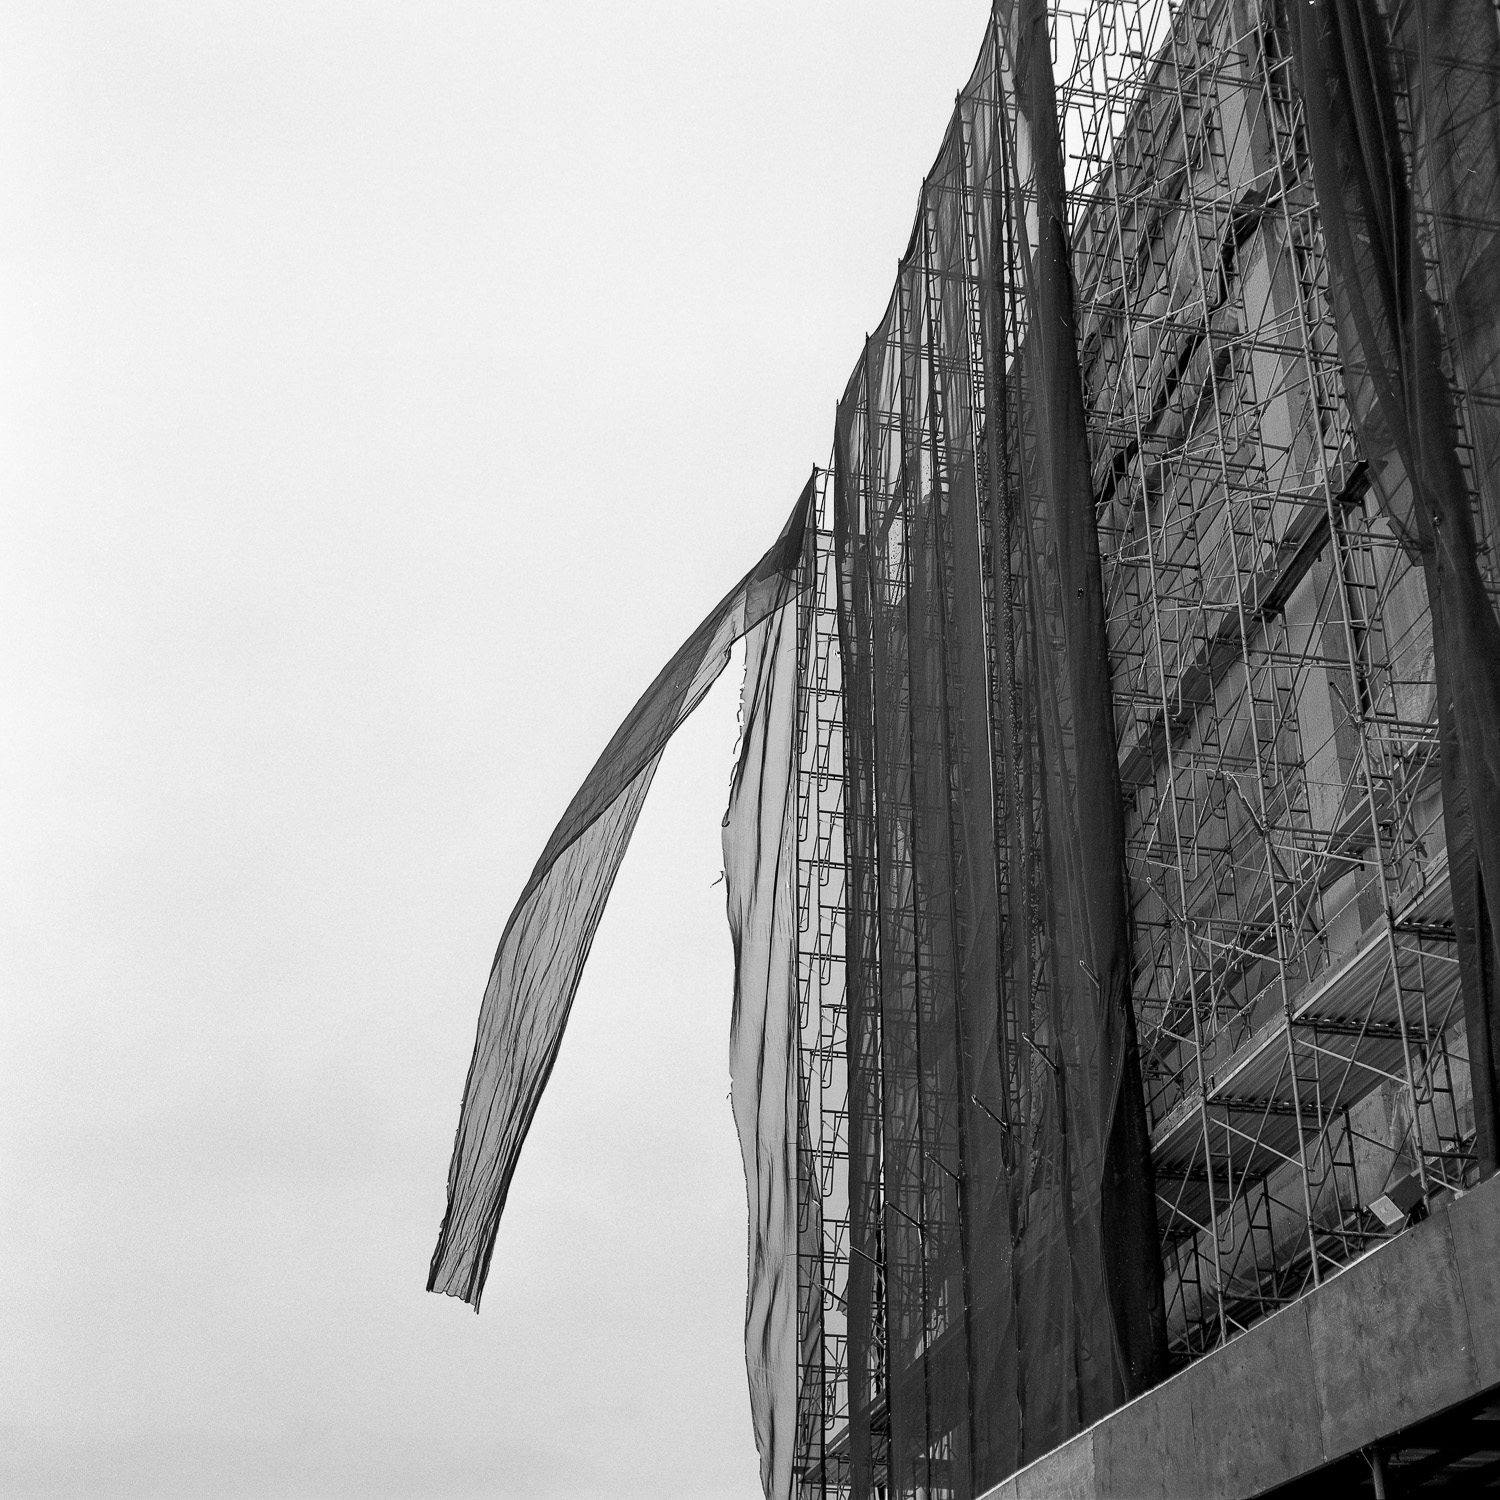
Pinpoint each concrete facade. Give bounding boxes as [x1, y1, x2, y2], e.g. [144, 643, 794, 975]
[978, 1174, 1500, 1499]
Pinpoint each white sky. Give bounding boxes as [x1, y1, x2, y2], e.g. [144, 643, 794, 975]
[0, 5, 986, 1496]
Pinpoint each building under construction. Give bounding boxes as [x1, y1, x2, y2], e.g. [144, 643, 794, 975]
[427, 0, 1500, 1495]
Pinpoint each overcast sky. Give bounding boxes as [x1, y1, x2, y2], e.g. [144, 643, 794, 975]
[1, 5, 985, 1496]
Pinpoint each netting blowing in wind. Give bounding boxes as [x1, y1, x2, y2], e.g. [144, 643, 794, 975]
[427, 487, 811, 1306]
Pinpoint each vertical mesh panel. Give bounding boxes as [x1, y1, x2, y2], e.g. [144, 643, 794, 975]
[725, 557, 807, 1500]
[1291, 0, 1500, 1175]
[811, 10, 1167, 1494]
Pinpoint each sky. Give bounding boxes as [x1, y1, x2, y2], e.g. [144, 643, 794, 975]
[0, 4, 987, 1496]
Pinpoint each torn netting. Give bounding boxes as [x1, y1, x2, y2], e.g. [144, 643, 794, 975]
[1291, 0, 1500, 1172]
[827, 3, 1165, 1493]
[428, 483, 812, 1306]
[723, 521, 817, 1500]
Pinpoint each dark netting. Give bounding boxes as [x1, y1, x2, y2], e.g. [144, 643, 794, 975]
[1400, 0, 1500, 555]
[821, 3, 1166, 1493]
[428, 484, 812, 1306]
[1290, 0, 1500, 1172]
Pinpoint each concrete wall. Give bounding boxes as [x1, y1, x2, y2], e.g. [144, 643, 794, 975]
[979, 1173, 1500, 1499]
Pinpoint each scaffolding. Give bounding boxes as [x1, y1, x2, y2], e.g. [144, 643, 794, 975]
[1059, 0, 1484, 1360]
[421, 0, 1500, 1489]
[790, 0, 1497, 1491]
[795, 471, 855, 1496]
